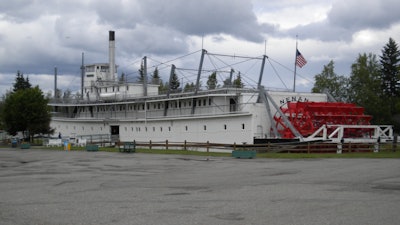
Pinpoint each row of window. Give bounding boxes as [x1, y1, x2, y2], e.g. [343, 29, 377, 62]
[59, 124, 246, 132]
[80, 98, 214, 112]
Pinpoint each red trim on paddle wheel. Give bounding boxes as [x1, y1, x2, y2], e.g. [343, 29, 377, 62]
[273, 102, 372, 138]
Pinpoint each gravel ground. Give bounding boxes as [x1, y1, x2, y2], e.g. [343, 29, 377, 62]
[0, 148, 400, 225]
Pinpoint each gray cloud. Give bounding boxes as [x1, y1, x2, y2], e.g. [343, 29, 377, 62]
[91, 0, 272, 43]
[328, 0, 400, 30]
[284, 0, 400, 42]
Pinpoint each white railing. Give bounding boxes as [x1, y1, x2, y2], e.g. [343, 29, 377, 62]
[304, 125, 393, 143]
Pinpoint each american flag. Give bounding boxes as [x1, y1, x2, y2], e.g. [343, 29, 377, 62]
[296, 49, 307, 68]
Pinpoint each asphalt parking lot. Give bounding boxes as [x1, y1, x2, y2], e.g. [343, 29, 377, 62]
[0, 148, 400, 225]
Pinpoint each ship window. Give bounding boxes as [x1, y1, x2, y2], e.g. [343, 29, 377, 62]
[209, 99, 212, 105]
[112, 87, 115, 92]
[100, 127, 102, 131]
[82, 126, 84, 130]
[147, 104, 149, 110]
[91, 127, 93, 131]
[105, 88, 108, 92]
[183, 102, 186, 107]
[145, 127, 148, 132]
[125, 127, 127, 131]
[224, 124, 227, 130]
[204, 125, 206, 130]
[168, 127, 171, 131]
[242, 124, 245, 129]
[126, 85, 129, 91]
[160, 127, 162, 132]
[131, 127, 133, 131]
[189, 101, 191, 107]
[142, 104, 145, 110]
[153, 127, 155, 132]
[179, 102, 181, 108]
[203, 99, 206, 106]
[185, 126, 188, 131]
[198, 100, 201, 106]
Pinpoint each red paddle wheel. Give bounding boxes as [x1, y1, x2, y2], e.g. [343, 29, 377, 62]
[274, 102, 372, 138]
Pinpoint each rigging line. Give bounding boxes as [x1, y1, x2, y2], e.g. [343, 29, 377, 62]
[206, 52, 264, 60]
[147, 49, 202, 68]
[205, 53, 221, 74]
[267, 56, 314, 84]
[126, 58, 143, 67]
[209, 53, 259, 72]
[239, 73, 258, 87]
[267, 58, 289, 90]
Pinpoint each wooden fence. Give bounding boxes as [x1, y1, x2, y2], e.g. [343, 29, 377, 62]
[126, 140, 397, 154]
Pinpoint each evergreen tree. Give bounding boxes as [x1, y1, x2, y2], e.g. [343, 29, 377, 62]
[137, 62, 145, 83]
[379, 37, 400, 114]
[233, 73, 244, 88]
[13, 70, 31, 92]
[206, 72, 218, 90]
[170, 72, 180, 91]
[312, 60, 348, 102]
[119, 72, 126, 82]
[348, 53, 390, 125]
[183, 82, 195, 92]
[151, 67, 161, 85]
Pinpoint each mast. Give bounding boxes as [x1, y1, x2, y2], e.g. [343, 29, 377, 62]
[54, 66, 57, 99]
[143, 56, 148, 97]
[257, 55, 267, 89]
[194, 49, 206, 95]
[80, 52, 84, 99]
[293, 35, 298, 92]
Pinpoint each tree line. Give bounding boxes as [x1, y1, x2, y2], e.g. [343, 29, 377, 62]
[0, 72, 53, 141]
[312, 38, 400, 131]
[136, 65, 245, 93]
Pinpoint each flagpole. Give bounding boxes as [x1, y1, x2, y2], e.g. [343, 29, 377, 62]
[293, 35, 298, 92]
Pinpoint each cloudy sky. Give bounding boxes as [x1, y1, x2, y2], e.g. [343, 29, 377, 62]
[0, 0, 399, 96]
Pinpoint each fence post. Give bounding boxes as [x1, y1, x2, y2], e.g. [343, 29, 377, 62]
[206, 141, 209, 153]
[307, 142, 310, 154]
[374, 137, 380, 153]
[233, 142, 236, 151]
[392, 135, 397, 152]
[184, 140, 187, 151]
[337, 138, 343, 154]
[149, 140, 152, 150]
[166, 140, 169, 150]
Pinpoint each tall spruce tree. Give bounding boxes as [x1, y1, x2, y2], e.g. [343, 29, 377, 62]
[151, 67, 161, 85]
[379, 37, 400, 115]
[348, 53, 390, 124]
[206, 72, 218, 90]
[233, 73, 244, 88]
[13, 71, 31, 92]
[170, 72, 180, 91]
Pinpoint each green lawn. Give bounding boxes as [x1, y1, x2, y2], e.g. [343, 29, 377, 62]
[30, 145, 400, 159]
